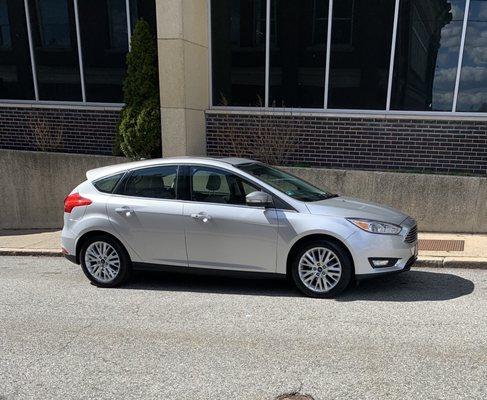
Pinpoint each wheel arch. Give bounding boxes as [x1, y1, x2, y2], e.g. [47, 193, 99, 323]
[75, 230, 130, 264]
[285, 233, 355, 277]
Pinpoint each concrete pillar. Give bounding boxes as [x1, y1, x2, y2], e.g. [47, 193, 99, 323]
[156, 0, 209, 157]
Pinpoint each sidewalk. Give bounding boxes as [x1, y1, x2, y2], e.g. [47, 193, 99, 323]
[0, 229, 486, 269]
[417, 232, 487, 269]
[0, 229, 61, 257]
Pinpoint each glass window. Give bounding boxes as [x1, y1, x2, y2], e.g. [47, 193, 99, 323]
[28, 0, 82, 100]
[391, 0, 466, 111]
[269, 0, 329, 108]
[124, 166, 178, 199]
[331, 0, 354, 45]
[328, 0, 395, 110]
[457, 0, 487, 112]
[107, 0, 128, 50]
[129, 0, 157, 36]
[78, 0, 128, 102]
[0, 0, 35, 99]
[36, 0, 70, 48]
[94, 173, 124, 193]
[238, 163, 336, 202]
[0, 0, 11, 49]
[211, 0, 267, 106]
[190, 166, 259, 205]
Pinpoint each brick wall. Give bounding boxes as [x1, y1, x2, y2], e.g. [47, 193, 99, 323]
[206, 112, 487, 175]
[0, 106, 121, 155]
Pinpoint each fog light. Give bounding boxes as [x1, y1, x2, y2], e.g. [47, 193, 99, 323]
[368, 258, 400, 268]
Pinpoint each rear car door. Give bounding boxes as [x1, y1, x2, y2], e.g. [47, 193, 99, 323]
[106, 165, 188, 266]
[181, 165, 279, 273]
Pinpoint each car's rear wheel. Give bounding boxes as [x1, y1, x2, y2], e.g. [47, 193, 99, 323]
[291, 240, 352, 298]
[80, 235, 131, 287]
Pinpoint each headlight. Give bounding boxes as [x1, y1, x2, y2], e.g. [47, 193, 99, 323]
[347, 218, 402, 235]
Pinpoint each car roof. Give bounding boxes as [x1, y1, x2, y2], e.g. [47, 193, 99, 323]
[85, 156, 257, 181]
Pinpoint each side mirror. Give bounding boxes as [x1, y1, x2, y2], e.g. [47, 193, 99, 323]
[246, 191, 273, 208]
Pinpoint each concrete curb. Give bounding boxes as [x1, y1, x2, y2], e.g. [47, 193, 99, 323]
[415, 258, 487, 269]
[0, 250, 486, 270]
[0, 249, 63, 257]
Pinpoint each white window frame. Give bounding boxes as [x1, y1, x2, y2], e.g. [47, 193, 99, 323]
[208, 0, 487, 119]
[0, 0, 132, 109]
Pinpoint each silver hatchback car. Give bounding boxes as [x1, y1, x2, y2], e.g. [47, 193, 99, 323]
[62, 157, 418, 298]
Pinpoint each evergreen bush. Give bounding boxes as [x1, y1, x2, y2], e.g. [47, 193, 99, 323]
[116, 19, 161, 159]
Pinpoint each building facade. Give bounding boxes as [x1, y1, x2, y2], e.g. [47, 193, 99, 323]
[0, 0, 486, 175]
[0, 0, 155, 154]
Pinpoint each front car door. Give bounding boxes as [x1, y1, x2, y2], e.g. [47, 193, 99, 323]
[106, 164, 188, 267]
[181, 165, 279, 273]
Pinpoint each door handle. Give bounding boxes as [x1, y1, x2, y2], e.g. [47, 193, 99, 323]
[190, 212, 211, 223]
[115, 206, 134, 217]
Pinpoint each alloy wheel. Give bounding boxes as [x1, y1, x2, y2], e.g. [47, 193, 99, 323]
[84, 241, 121, 283]
[298, 247, 342, 293]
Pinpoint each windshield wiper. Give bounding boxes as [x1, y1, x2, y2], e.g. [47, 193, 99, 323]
[319, 193, 339, 200]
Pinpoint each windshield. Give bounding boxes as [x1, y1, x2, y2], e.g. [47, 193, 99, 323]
[238, 163, 337, 202]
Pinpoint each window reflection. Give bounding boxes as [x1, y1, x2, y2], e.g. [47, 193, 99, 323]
[457, 0, 487, 112]
[0, 0, 11, 49]
[129, 0, 157, 36]
[37, 0, 70, 48]
[312, 0, 328, 45]
[328, 0, 395, 110]
[211, 0, 266, 106]
[107, 0, 128, 50]
[331, 0, 354, 46]
[78, 0, 128, 103]
[391, 0, 466, 111]
[269, 0, 329, 108]
[0, 0, 35, 99]
[29, 0, 82, 100]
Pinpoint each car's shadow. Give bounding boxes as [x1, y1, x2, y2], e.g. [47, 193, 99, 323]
[124, 271, 299, 297]
[121, 269, 474, 302]
[337, 270, 474, 302]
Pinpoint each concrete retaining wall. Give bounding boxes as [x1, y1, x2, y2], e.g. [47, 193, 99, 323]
[1, 150, 485, 232]
[0, 150, 126, 229]
[284, 167, 487, 233]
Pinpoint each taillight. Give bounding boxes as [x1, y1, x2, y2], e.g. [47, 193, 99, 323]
[64, 193, 92, 213]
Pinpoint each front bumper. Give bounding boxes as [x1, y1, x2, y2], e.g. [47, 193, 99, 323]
[347, 226, 418, 277]
[356, 255, 416, 280]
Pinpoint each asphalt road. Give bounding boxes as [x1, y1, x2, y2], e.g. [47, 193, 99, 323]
[1, 256, 486, 400]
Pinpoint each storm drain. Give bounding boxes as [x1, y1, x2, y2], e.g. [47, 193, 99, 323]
[418, 239, 465, 252]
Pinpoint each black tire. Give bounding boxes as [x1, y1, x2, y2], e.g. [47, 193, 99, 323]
[80, 235, 132, 288]
[291, 239, 352, 298]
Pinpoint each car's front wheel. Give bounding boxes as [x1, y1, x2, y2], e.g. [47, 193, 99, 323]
[80, 235, 131, 287]
[291, 240, 352, 298]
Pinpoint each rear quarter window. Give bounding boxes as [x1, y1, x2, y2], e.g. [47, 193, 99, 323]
[93, 173, 124, 193]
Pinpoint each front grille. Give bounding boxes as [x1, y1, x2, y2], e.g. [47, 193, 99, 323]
[404, 224, 418, 243]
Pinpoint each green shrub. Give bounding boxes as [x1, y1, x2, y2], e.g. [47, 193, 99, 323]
[116, 19, 161, 159]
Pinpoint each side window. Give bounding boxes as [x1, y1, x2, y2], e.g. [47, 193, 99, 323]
[190, 166, 259, 205]
[123, 166, 178, 199]
[93, 173, 124, 193]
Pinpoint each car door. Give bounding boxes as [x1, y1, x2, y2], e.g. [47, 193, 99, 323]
[106, 164, 188, 267]
[182, 165, 279, 273]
